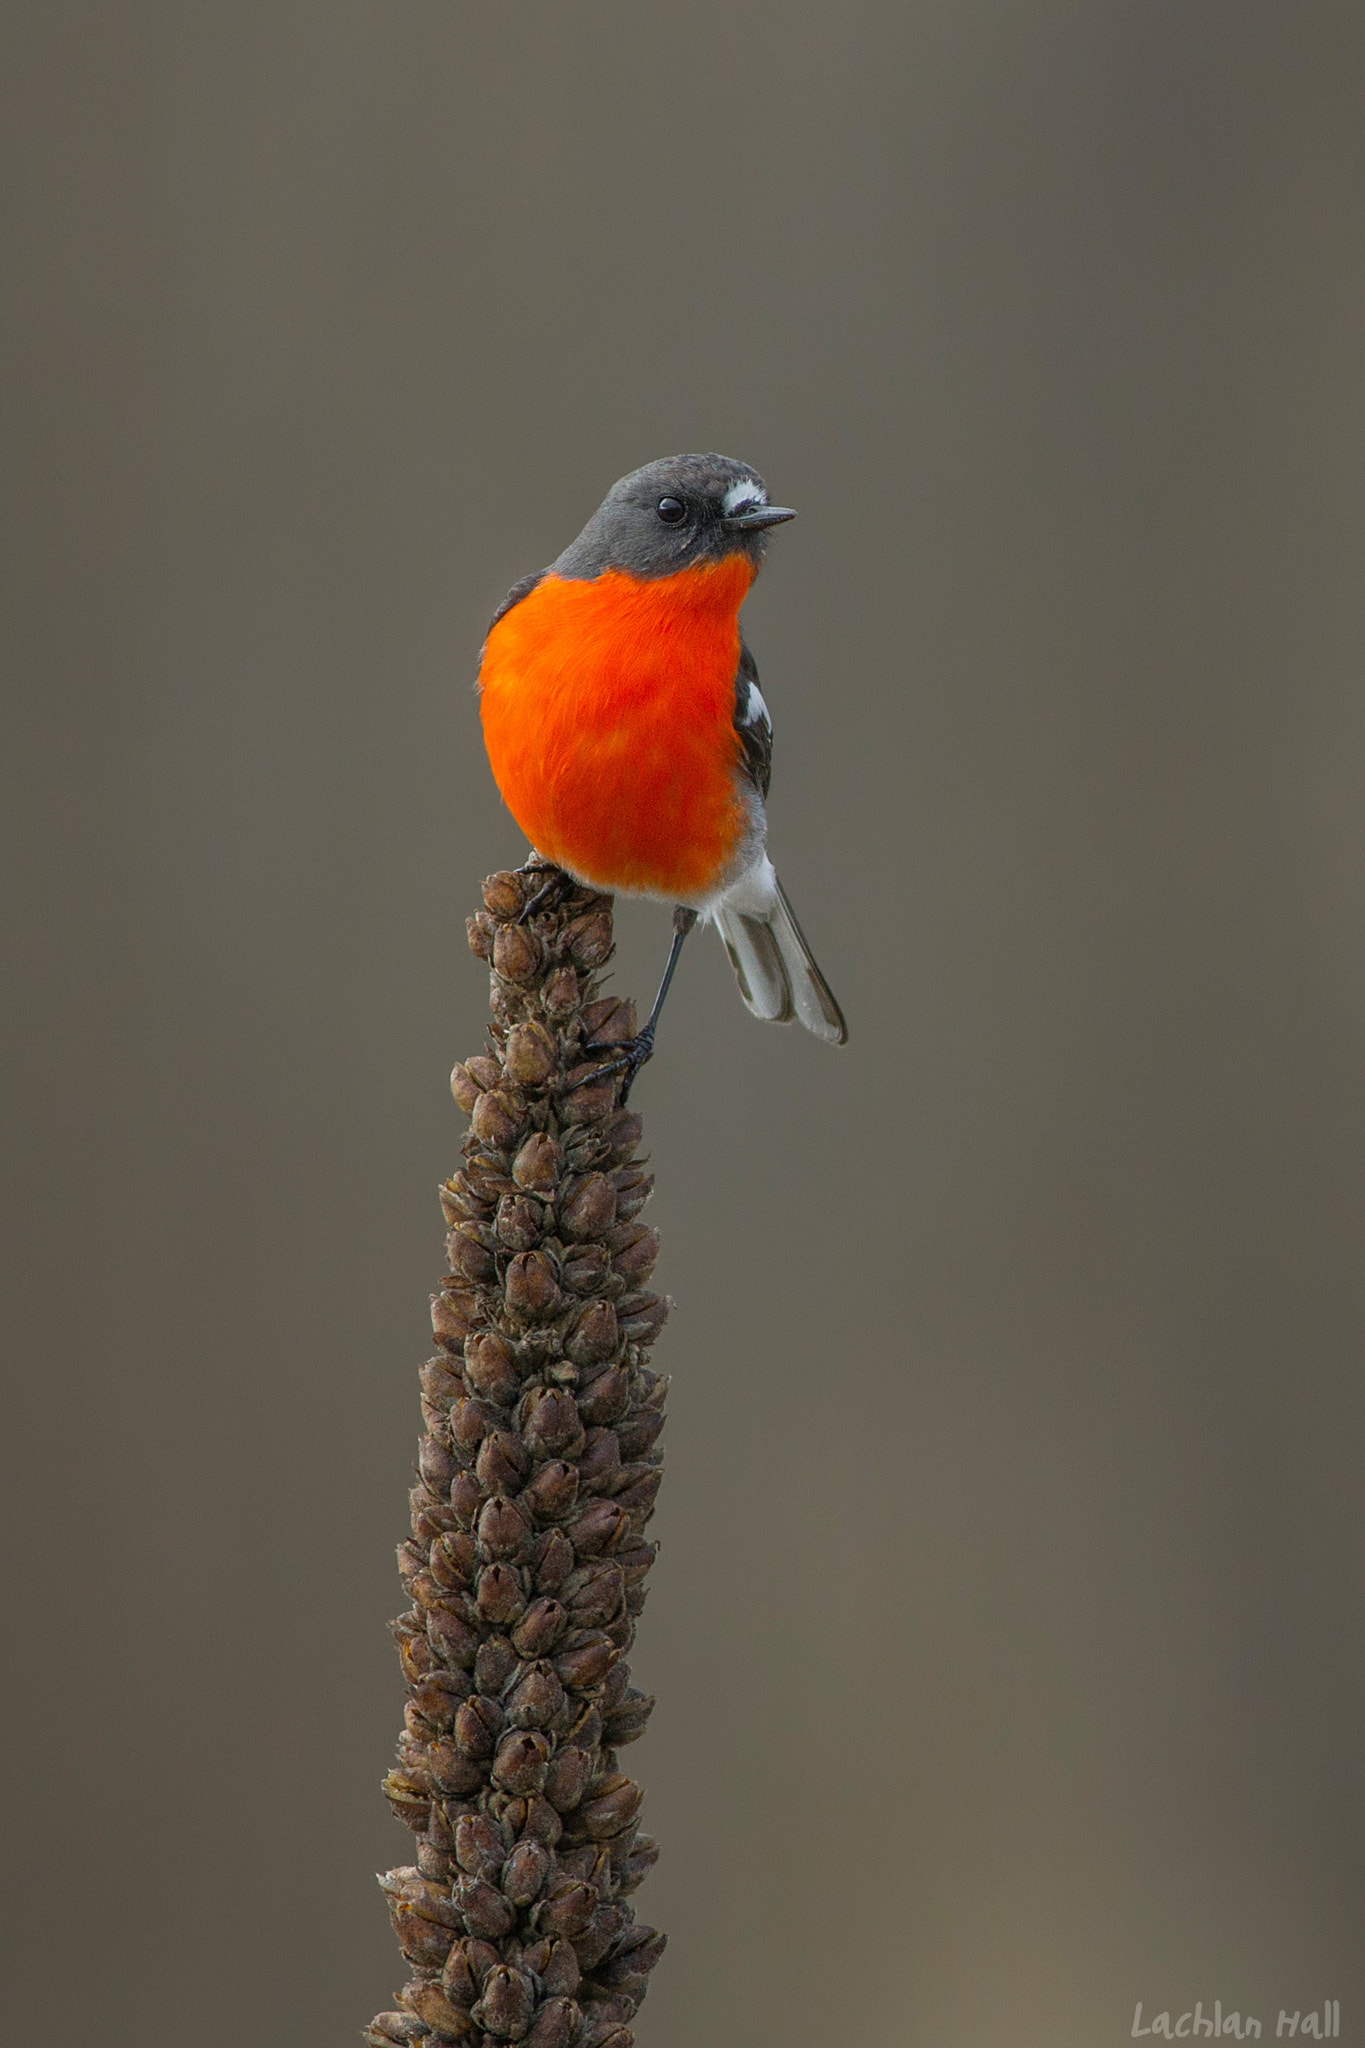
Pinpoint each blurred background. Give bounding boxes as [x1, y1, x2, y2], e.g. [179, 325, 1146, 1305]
[4, 4, 1365, 2042]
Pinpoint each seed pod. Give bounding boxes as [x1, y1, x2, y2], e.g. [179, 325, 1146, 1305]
[532, 1527, 576, 1592]
[614, 1540, 656, 1586]
[609, 1166, 654, 1221]
[491, 1727, 551, 1795]
[618, 1835, 659, 1894]
[464, 1331, 521, 1404]
[575, 2023, 632, 2048]
[609, 1225, 660, 1285]
[426, 1605, 480, 1671]
[467, 912, 494, 960]
[482, 870, 525, 919]
[495, 1192, 543, 1252]
[540, 963, 579, 1016]
[411, 1673, 462, 1730]
[504, 1020, 558, 1086]
[476, 1428, 531, 1495]
[598, 1922, 667, 1988]
[521, 1386, 586, 1459]
[472, 1090, 525, 1150]
[382, 1770, 431, 1831]
[431, 1530, 477, 1589]
[614, 1408, 664, 1459]
[449, 1395, 495, 1458]
[432, 1288, 480, 1349]
[581, 995, 636, 1046]
[456, 1873, 516, 1941]
[538, 1939, 581, 1999]
[565, 1301, 618, 1367]
[454, 1694, 505, 1760]
[522, 1460, 579, 1521]
[565, 908, 613, 968]
[474, 1963, 537, 2039]
[567, 1499, 627, 1557]
[578, 1429, 621, 1491]
[402, 1979, 472, 2036]
[446, 1221, 497, 1284]
[572, 1901, 630, 1971]
[500, 1835, 551, 1906]
[512, 1130, 561, 1192]
[477, 1495, 532, 1561]
[426, 1741, 484, 1798]
[509, 1597, 567, 1662]
[380, 1869, 461, 1961]
[560, 1070, 620, 1125]
[573, 1777, 642, 1843]
[450, 1471, 484, 1528]
[420, 1353, 466, 1406]
[616, 1291, 668, 1342]
[562, 1243, 610, 1294]
[450, 1063, 482, 1114]
[455, 1811, 506, 1879]
[364, 2011, 428, 2046]
[554, 1633, 617, 1691]
[524, 1997, 582, 2048]
[506, 1660, 567, 1730]
[564, 1563, 624, 1629]
[542, 1745, 591, 1813]
[418, 1435, 457, 1493]
[533, 1876, 597, 1937]
[443, 1934, 501, 2006]
[475, 1634, 518, 1694]
[576, 1364, 631, 1426]
[600, 1660, 631, 1713]
[493, 920, 541, 982]
[560, 1179, 613, 1236]
[612, 1464, 662, 1517]
[602, 1688, 654, 1747]
[603, 1110, 643, 1162]
[475, 1562, 525, 1627]
[505, 1250, 561, 1322]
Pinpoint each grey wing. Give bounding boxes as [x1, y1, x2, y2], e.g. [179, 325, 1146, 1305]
[733, 640, 773, 800]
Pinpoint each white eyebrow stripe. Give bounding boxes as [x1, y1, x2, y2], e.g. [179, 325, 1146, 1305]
[722, 479, 768, 515]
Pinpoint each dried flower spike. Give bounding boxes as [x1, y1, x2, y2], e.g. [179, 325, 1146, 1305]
[368, 869, 668, 2048]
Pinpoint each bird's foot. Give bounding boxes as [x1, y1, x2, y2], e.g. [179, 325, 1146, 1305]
[577, 1023, 657, 1105]
[515, 862, 570, 924]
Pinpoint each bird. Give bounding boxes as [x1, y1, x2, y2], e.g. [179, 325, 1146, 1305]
[477, 452, 847, 1091]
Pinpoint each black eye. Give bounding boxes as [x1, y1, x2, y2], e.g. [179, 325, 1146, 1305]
[657, 496, 686, 524]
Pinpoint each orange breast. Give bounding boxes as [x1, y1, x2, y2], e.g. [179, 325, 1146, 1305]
[477, 557, 753, 900]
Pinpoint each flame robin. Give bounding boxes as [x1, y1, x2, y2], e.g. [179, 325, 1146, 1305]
[477, 453, 847, 1091]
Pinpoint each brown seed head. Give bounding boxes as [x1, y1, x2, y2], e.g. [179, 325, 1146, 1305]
[491, 1727, 551, 1795]
[504, 1019, 558, 1086]
[464, 1331, 522, 1404]
[493, 923, 541, 983]
[472, 1090, 525, 1150]
[474, 1961, 538, 2039]
[500, 1836, 552, 1906]
[482, 870, 526, 919]
[477, 1494, 532, 1561]
[495, 1193, 543, 1252]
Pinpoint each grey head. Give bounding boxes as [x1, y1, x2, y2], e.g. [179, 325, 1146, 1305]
[550, 453, 796, 582]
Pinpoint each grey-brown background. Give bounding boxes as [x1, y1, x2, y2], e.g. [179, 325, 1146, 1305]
[4, 4, 1364, 2042]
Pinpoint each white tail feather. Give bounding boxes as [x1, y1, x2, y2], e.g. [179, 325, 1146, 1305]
[712, 870, 847, 1044]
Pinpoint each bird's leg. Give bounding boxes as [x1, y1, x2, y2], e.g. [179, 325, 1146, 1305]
[581, 906, 698, 1102]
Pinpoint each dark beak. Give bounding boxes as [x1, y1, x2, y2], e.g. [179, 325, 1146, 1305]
[721, 504, 797, 533]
